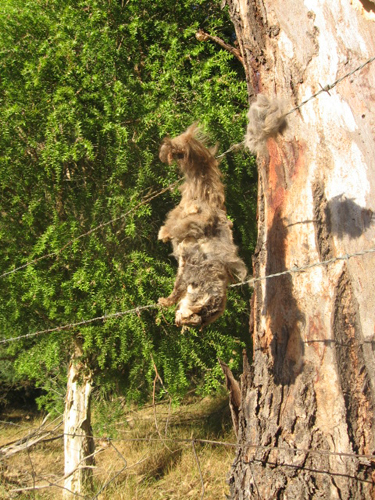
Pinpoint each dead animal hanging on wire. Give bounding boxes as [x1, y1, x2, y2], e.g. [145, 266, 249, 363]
[158, 124, 247, 328]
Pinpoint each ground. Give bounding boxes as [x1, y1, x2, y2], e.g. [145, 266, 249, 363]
[0, 394, 236, 499]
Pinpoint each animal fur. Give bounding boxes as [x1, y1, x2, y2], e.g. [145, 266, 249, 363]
[244, 94, 286, 155]
[158, 124, 247, 328]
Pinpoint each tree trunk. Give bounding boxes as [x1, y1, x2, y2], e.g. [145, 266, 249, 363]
[226, 1, 375, 498]
[63, 337, 95, 499]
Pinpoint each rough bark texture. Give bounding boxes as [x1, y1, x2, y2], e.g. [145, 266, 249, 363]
[226, 1, 375, 498]
[63, 338, 95, 499]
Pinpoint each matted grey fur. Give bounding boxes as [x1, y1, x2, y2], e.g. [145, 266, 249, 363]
[244, 94, 286, 155]
[158, 124, 247, 328]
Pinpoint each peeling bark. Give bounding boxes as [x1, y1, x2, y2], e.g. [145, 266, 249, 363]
[63, 337, 95, 499]
[219, 359, 242, 436]
[226, 0, 375, 498]
[312, 180, 334, 261]
[333, 269, 374, 456]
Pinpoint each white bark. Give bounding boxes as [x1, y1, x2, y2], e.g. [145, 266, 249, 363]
[63, 339, 94, 499]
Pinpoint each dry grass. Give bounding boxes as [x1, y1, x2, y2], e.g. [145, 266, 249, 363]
[0, 395, 236, 499]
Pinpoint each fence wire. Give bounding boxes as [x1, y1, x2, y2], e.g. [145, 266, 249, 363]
[2, 55, 374, 283]
[1, 245, 374, 345]
[0, 180, 181, 280]
[285, 54, 375, 116]
[1, 425, 374, 499]
[1, 46, 375, 500]
[212, 54, 375, 156]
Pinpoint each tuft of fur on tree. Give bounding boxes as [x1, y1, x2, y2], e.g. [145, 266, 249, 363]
[244, 94, 286, 155]
[158, 124, 247, 328]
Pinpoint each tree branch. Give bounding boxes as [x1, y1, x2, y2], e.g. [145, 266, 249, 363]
[196, 30, 243, 65]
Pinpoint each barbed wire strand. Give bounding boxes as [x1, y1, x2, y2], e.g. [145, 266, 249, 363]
[4, 431, 374, 499]
[230, 246, 375, 288]
[0, 304, 158, 345]
[1, 246, 375, 345]
[216, 54, 375, 157]
[246, 458, 372, 485]
[285, 54, 375, 116]
[0, 180, 181, 280]
[3, 427, 374, 462]
[2, 55, 374, 283]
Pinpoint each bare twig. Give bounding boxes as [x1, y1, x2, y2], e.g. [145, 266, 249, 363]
[60, 447, 104, 483]
[151, 355, 173, 453]
[191, 439, 205, 500]
[11, 479, 88, 498]
[0, 416, 63, 458]
[90, 442, 128, 500]
[196, 29, 243, 65]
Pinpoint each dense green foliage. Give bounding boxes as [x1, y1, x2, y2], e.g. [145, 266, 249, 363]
[0, 0, 257, 413]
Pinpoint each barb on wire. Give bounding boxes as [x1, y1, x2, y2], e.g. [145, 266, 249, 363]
[4, 427, 374, 498]
[0, 303, 159, 345]
[230, 246, 375, 289]
[2, 246, 375, 346]
[285, 55, 375, 116]
[0, 180, 181, 280]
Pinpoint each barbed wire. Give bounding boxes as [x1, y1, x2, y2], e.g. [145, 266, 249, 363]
[16, 432, 372, 461]
[2, 55, 374, 283]
[2, 427, 374, 499]
[215, 55, 375, 158]
[2, 419, 373, 464]
[285, 54, 375, 116]
[1, 245, 374, 345]
[230, 246, 375, 288]
[0, 304, 158, 345]
[0, 180, 181, 280]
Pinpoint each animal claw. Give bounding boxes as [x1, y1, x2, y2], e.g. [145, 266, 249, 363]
[158, 297, 172, 307]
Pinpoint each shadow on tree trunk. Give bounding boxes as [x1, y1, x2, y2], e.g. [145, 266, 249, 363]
[265, 210, 305, 386]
